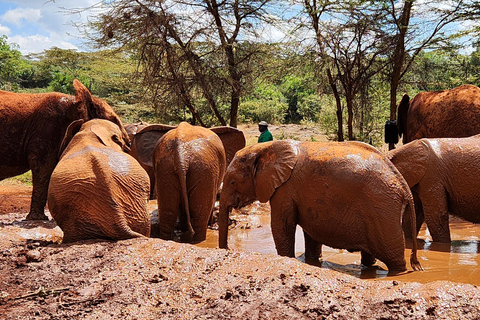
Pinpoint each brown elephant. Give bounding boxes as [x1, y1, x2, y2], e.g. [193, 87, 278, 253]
[388, 135, 480, 243]
[397, 84, 480, 144]
[0, 79, 129, 220]
[48, 119, 150, 243]
[218, 140, 422, 272]
[124, 121, 150, 141]
[130, 123, 245, 198]
[153, 122, 226, 243]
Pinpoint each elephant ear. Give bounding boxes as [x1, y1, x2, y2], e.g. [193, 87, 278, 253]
[73, 79, 95, 118]
[387, 139, 429, 188]
[397, 93, 410, 139]
[59, 119, 84, 159]
[210, 126, 246, 166]
[131, 124, 176, 167]
[253, 140, 299, 203]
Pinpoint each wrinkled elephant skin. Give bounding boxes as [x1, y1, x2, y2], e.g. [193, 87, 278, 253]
[219, 140, 422, 272]
[48, 119, 150, 243]
[0, 79, 129, 220]
[397, 84, 480, 144]
[153, 122, 226, 243]
[388, 135, 480, 243]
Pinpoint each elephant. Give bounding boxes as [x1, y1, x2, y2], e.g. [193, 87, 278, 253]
[153, 122, 226, 243]
[218, 140, 422, 272]
[124, 121, 149, 141]
[130, 123, 245, 198]
[47, 119, 150, 243]
[388, 135, 480, 243]
[397, 84, 480, 144]
[0, 79, 129, 220]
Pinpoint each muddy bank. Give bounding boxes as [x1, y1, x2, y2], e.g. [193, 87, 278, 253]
[1, 236, 480, 319]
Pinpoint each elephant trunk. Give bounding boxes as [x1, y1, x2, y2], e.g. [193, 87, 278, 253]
[218, 201, 232, 249]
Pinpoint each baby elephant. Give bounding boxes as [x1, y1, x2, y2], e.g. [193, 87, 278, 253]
[219, 140, 422, 272]
[388, 134, 480, 243]
[48, 119, 151, 243]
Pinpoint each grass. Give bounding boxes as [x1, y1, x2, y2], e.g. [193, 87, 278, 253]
[0, 171, 33, 186]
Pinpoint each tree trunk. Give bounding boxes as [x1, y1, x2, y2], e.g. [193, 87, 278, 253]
[327, 69, 344, 141]
[389, 0, 414, 150]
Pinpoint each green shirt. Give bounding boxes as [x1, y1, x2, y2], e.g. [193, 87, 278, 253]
[258, 129, 273, 143]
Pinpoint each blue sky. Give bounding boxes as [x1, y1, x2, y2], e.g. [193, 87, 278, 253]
[0, 0, 97, 55]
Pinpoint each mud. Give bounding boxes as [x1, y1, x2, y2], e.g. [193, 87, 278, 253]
[2, 184, 480, 319]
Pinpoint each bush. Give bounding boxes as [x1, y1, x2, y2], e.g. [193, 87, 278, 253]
[238, 99, 288, 124]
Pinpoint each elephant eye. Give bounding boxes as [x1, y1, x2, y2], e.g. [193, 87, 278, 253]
[112, 135, 120, 141]
[230, 180, 236, 186]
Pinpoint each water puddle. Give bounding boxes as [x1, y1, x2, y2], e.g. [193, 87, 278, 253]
[195, 202, 480, 285]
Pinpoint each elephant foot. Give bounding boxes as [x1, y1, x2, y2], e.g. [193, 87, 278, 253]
[25, 211, 49, 221]
[360, 251, 376, 268]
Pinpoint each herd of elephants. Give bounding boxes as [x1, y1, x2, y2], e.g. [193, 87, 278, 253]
[2, 79, 480, 274]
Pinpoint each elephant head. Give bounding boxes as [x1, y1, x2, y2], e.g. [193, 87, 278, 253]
[59, 118, 131, 160]
[218, 140, 299, 249]
[387, 139, 430, 188]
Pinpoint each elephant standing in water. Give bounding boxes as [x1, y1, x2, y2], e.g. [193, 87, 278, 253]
[388, 135, 480, 243]
[219, 140, 422, 272]
[48, 119, 150, 243]
[397, 84, 480, 144]
[0, 79, 129, 220]
[153, 122, 226, 243]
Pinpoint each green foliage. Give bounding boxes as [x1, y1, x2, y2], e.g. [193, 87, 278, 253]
[239, 82, 288, 124]
[0, 35, 35, 90]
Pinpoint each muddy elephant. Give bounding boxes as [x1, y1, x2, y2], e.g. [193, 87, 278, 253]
[130, 123, 245, 198]
[397, 84, 480, 144]
[388, 135, 480, 243]
[124, 121, 150, 141]
[154, 122, 226, 243]
[47, 119, 150, 243]
[0, 79, 129, 220]
[218, 140, 422, 272]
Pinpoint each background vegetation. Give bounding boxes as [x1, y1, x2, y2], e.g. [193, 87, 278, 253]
[2, 0, 480, 148]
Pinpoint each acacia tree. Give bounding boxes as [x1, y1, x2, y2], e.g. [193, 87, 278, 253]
[303, 1, 392, 141]
[82, 0, 282, 127]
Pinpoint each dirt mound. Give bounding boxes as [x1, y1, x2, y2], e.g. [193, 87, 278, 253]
[1, 237, 479, 319]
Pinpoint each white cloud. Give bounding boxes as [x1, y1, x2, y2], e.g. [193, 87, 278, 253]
[0, 23, 10, 35]
[9, 34, 78, 55]
[1, 8, 41, 26]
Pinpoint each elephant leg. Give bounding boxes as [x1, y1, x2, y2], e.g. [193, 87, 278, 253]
[360, 251, 376, 267]
[303, 230, 322, 263]
[270, 197, 297, 258]
[157, 188, 181, 241]
[402, 188, 425, 239]
[187, 184, 217, 244]
[421, 186, 451, 243]
[26, 154, 53, 220]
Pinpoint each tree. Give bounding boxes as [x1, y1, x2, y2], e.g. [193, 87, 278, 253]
[82, 0, 283, 127]
[303, 1, 392, 141]
[0, 35, 34, 90]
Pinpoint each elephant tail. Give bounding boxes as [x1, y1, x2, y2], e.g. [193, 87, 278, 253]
[176, 142, 195, 239]
[405, 195, 423, 271]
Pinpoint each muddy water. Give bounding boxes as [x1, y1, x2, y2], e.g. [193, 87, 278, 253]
[196, 202, 480, 285]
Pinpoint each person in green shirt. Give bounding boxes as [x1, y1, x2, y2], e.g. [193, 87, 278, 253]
[258, 121, 273, 143]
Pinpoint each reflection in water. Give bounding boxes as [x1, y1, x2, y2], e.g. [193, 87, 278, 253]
[195, 203, 480, 285]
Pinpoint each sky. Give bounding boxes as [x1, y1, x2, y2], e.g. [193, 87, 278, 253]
[0, 0, 99, 55]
